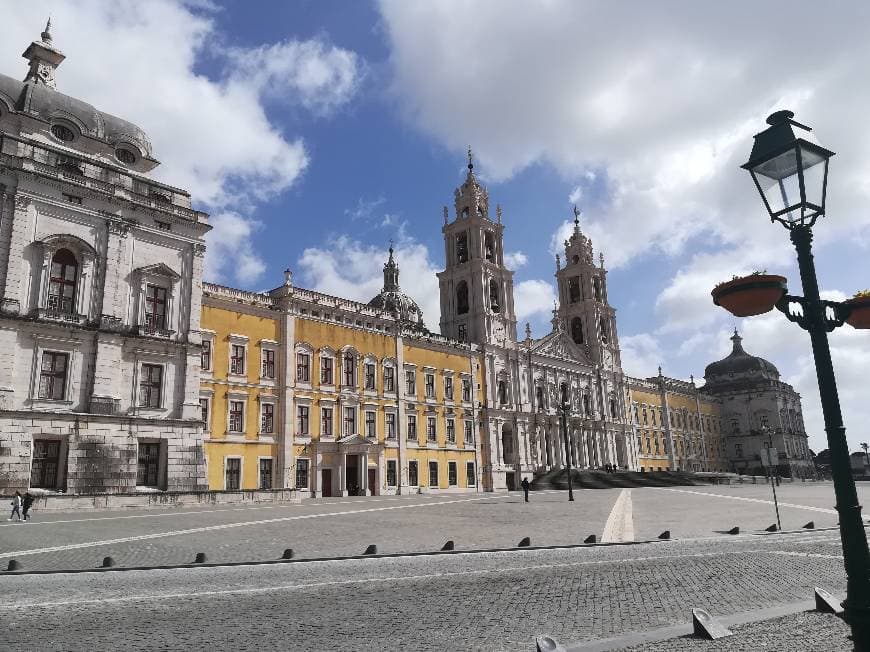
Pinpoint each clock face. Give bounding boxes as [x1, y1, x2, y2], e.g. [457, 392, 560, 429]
[602, 349, 613, 367]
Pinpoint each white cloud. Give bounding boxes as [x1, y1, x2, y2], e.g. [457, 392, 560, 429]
[568, 186, 583, 205]
[204, 212, 266, 286]
[345, 196, 387, 221]
[514, 279, 557, 322]
[1, 1, 365, 286]
[503, 251, 528, 269]
[620, 333, 664, 379]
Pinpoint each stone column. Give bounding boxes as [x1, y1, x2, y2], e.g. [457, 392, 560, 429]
[396, 335, 408, 493]
[1, 194, 33, 313]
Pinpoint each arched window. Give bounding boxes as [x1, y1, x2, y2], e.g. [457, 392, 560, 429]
[489, 280, 500, 313]
[599, 316, 609, 344]
[568, 277, 580, 303]
[461, 207, 469, 219]
[343, 351, 356, 387]
[456, 281, 469, 315]
[48, 249, 78, 314]
[571, 317, 584, 344]
[592, 276, 602, 301]
[484, 232, 495, 262]
[456, 232, 469, 263]
[498, 380, 508, 404]
[535, 386, 544, 411]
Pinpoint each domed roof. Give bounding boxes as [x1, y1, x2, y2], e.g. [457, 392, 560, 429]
[367, 245, 425, 329]
[704, 330, 779, 380]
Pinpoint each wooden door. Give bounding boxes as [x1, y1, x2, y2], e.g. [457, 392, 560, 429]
[368, 468, 377, 496]
[321, 469, 333, 497]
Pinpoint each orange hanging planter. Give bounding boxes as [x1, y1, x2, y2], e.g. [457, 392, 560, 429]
[845, 294, 870, 329]
[711, 274, 787, 317]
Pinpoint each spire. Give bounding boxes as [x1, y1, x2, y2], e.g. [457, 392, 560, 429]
[467, 146, 474, 172]
[23, 17, 65, 89]
[42, 18, 52, 43]
[730, 329, 746, 355]
[443, 206, 449, 225]
[382, 241, 400, 292]
[551, 301, 562, 331]
[525, 322, 532, 340]
[496, 204, 502, 223]
[599, 252, 605, 269]
[555, 253, 561, 271]
[573, 205, 581, 234]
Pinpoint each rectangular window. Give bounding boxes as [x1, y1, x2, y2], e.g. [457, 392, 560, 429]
[446, 419, 456, 443]
[384, 366, 395, 392]
[321, 357, 333, 385]
[445, 377, 454, 401]
[229, 401, 244, 433]
[386, 413, 396, 439]
[201, 339, 212, 371]
[407, 415, 417, 440]
[297, 405, 309, 436]
[461, 379, 471, 402]
[408, 460, 418, 486]
[428, 461, 439, 487]
[138, 364, 162, 408]
[144, 284, 167, 331]
[464, 420, 473, 445]
[343, 353, 355, 387]
[30, 439, 60, 489]
[38, 351, 68, 400]
[405, 370, 416, 396]
[466, 462, 476, 487]
[365, 363, 376, 390]
[296, 458, 309, 489]
[230, 344, 245, 375]
[261, 403, 275, 434]
[386, 460, 397, 487]
[297, 353, 310, 382]
[199, 398, 209, 428]
[321, 407, 333, 437]
[425, 374, 435, 398]
[225, 458, 241, 491]
[344, 407, 355, 436]
[427, 417, 437, 442]
[261, 349, 275, 379]
[259, 458, 273, 490]
[457, 324, 467, 342]
[137, 442, 161, 487]
[365, 411, 376, 438]
[448, 461, 457, 486]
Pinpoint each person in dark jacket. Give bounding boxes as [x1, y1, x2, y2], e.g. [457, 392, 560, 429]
[521, 477, 530, 502]
[22, 492, 34, 522]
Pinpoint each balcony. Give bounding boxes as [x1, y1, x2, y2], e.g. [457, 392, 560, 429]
[90, 397, 121, 415]
[35, 308, 88, 326]
[138, 324, 174, 339]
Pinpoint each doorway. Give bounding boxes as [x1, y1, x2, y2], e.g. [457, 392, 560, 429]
[505, 471, 516, 491]
[368, 468, 377, 496]
[346, 455, 360, 495]
[321, 469, 333, 497]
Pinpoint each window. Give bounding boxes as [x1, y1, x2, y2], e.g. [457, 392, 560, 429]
[137, 442, 160, 487]
[144, 284, 167, 331]
[261, 349, 276, 379]
[321, 357, 333, 384]
[386, 413, 396, 439]
[464, 420, 473, 445]
[297, 352, 310, 382]
[155, 220, 170, 231]
[651, 411, 657, 426]
[425, 374, 435, 398]
[51, 123, 75, 142]
[456, 231, 469, 263]
[466, 462, 476, 487]
[445, 377, 454, 401]
[456, 281, 469, 314]
[199, 398, 209, 428]
[429, 461, 439, 487]
[498, 381, 508, 405]
[259, 458, 273, 490]
[457, 324, 467, 342]
[569, 277, 580, 303]
[30, 439, 60, 489]
[384, 366, 395, 392]
[229, 401, 244, 433]
[386, 460, 397, 487]
[599, 316, 609, 344]
[730, 418, 740, 433]
[296, 459, 309, 489]
[571, 317, 584, 345]
[583, 394, 591, 416]
[225, 458, 241, 490]
[535, 386, 544, 411]
[38, 351, 68, 400]
[365, 411, 376, 438]
[139, 364, 162, 408]
[201, 339, 212, 371]
[321, 407, 333, 437]
[446, 419, 456, 443]
[427, 417, 437, 442]
[343, 407, 355, 436]
[230, 344, 245, 375]
[365, 363, 376, 390]
[484, 231, 495, 262]
[448, 461, 457, 486]
[462, 379, 472, 402]
[62, 193, 82, 205]
[408, 460, 418, 486]
[407, 415, 417, 440]
[261, 403, 275, 434]
[735, 443, 743, 457]
[610, 398, 617, 419]
[592, 276, 602, 301]
[489, 279, 500, 313]
[406, 370, 416, 396]
[343, 352, 356, 387]
[47, 248, 77, 314]
[297, 406, 309, 436]
[760, 414, 769, 428]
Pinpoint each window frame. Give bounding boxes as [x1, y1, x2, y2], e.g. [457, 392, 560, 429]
[426, 416, 437, 442]
[428, 460, 439, 488]
[446, 418, 456, 444]
[260, 401, 275, 435]
[295, 458, 310, 490]
[466, 461, 476, 487]
[365, 410, 376, 438]
[229, 342, 247, 377]
[224, 456, 242, 491]
[138, 363, 164, 409]
[385, 412, 396, 439]
[200, 337, 213, 372]
[448, 461, 457, 486]
[296, 351, 311, 383]
[297, 405, 310, 436]
[260, 346, 277, 381]
[228, 399, 245, 434]
[405, 370, 416, 396]
[407, 414, 417, 440]
[38, 351, 69, 401]
[386, 459, 398, 487]
[258, 457, 273, 490]
[320, 406, 333, 438]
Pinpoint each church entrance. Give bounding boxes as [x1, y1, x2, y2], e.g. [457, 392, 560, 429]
[346, 455, 360, 495]
[505, 471, 516, 491]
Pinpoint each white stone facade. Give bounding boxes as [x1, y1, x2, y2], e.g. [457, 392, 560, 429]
[0, 26, 209, 494]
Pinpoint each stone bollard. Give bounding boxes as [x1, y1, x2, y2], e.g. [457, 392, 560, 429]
[101, 556, 116, 568]
[727, 526, 740, 535]
[765, 524, 778, 532]
[584, 534, 597, 544]
[6, 559, 21, 571]
[518, 537, 531, 547]
[658, 530, 671, 540]
[194, 552, 207, 564]
[803, 521, 815, 529]
[281, 548, 294, 560]
[441, 540, 455, 551]
[363, 544, 377, 555]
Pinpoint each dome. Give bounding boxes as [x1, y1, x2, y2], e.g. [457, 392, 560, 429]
[704, 330, 779, 380]
[367, 246, 425, 329]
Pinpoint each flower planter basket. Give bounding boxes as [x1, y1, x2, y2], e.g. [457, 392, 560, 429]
[712, 275, 787, 317]
[845, 296, 870, 329]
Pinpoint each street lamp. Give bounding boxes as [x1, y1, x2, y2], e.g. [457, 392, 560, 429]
[559, 383, 575, 502]
[718, 109, 870, 647]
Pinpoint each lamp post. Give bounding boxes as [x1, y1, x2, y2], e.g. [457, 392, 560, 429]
[559, 383, 575, 502]
[718, 109, 870, 647]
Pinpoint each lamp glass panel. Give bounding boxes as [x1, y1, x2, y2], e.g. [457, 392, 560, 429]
[754, 151, 802, 219]
[800, 144, 827, 209]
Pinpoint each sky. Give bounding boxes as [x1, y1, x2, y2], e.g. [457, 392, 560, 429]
[1, 1, 869, 455]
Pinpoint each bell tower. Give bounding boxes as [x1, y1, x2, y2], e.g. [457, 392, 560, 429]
[437, 149, 517, 346]
[22, 19, 65, 89]
[555, 207, 621, 368]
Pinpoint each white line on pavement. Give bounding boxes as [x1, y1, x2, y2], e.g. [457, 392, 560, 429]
[601, 489, 634, 543]
[657, 488, 838, 515]
[0, 493, 521, 559]
[767, 550, 844, 560]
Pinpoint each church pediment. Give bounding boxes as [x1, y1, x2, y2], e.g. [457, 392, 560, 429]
[531, 330, 588, 362]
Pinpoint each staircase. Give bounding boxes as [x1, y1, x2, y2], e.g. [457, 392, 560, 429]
[530, 468, 702, 490]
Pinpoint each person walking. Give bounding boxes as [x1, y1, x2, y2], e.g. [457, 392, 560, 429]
[521, 477, 530, 502]
[21, 492, 34, 522]
[8, 491, 21, 521]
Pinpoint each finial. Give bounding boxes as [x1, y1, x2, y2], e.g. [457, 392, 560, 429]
[443, 205, 449, 225]
[599, 252, 605, 269]
[42, 18, 52, 42]
[388, 239, 394, 257]
[573, 204, 580, 225]
[496, 204, 502, 223]
[284, 268, 293, 287]
[525, 323, 532, 340]
[555, 253, 561, 271]
[658, 365, 663, 377]
[467, 146, 474, 171]
[690, 374, 695, 385]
